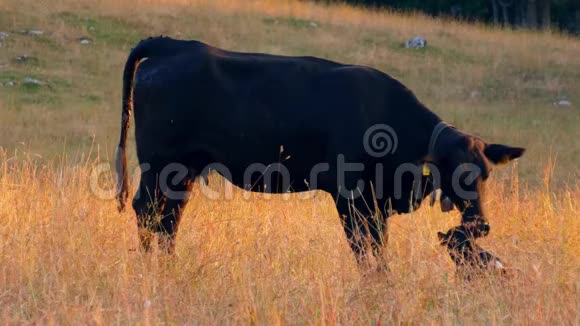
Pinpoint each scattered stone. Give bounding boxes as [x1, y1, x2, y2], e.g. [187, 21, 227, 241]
[309, 21, 318, 28]
[26, 29, 45, 36]
[22, 77, 45, 86]
[143, 300, 152, 309]
[0, 31, 8, 40]
[3, 81, 16, 87]
[553, 99, 572, 107]
[470, 90, 481, 99]
[15, 55, 35, 63]
[405, 36, 427, 49]
[79, 37, 92, 45]
[88, 26, 96, 32]
[15, 55, 39, 65]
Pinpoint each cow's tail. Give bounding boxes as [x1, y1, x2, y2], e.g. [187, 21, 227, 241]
[116, 44, 149, 212]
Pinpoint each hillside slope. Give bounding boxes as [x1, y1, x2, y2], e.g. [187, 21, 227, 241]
[1, 0, 579, 185]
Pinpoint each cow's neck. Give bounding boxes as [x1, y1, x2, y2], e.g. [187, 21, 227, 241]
[392, 105, 443, 163]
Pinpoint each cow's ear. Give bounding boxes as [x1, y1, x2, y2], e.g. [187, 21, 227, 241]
[484, 144, 525, 165]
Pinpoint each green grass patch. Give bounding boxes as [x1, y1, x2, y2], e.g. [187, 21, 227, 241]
[13, 55, 41, 67]
[263, 16, 320, 29]
[1, 71, 73, 107]
[55, 12, 142, 48]
[382, 38, 478, 64]
[32, 34, 62, 50]
[79, 94, 101, 103]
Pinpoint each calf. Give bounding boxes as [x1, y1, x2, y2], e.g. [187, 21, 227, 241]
[438, 225, 507, 278]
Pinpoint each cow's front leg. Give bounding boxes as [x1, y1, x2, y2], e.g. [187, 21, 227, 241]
[341, 215, 368, 267]
[336, 198, 375, 269]
[336, 195, 391, 272]
[369, 214, 389, 272]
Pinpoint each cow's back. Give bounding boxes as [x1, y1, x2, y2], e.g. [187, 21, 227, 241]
[132, 42, 350, 160]
[130, 39, 415, 193]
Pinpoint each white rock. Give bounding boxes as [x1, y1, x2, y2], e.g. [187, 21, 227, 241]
[15, 55, 30, 62]
[143, 300, 152, 308]
[0, 32, 8, 40]
[309, 22, 318, 28]
[554, 99, 572, 106]
[405, 36, 427, 49]
[5, 81, 16, 87]
[79, 37, 92, 45]
[22, 77, 44, 85]
[27, 30, 45, 36]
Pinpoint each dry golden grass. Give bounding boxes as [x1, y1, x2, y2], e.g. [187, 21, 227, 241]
[1, 152, 578, 324]
[0, 0, 579, 324]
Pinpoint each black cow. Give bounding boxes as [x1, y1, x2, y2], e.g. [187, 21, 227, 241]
[116, 37, 524, 266]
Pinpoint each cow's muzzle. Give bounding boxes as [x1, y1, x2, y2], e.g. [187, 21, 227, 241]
[478, 222, 490, 236]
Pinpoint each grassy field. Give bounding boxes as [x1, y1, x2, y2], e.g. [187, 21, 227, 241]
[0, 0, 579, 324]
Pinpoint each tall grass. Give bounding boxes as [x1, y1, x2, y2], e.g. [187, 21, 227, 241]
[0, 151, 578, 324]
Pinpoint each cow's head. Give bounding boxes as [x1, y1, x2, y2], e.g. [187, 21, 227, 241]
[429, 124, 525, 237]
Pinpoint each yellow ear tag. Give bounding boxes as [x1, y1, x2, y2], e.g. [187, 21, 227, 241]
[422, 164, 431, 176]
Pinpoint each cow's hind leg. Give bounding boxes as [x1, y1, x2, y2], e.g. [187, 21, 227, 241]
[132, 169, 164, 252]
[155, 151, 213, 253]
[156, 174, 195, 254]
